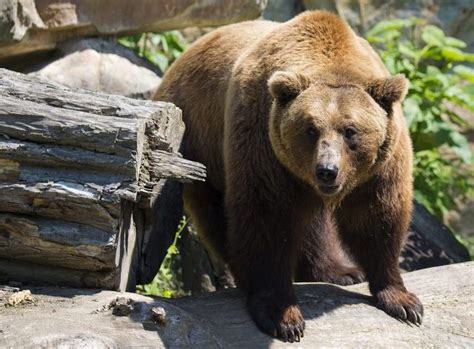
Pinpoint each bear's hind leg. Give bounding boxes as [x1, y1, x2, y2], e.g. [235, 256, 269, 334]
[183, 182, 228, 265]
[295, 210, 364, 285]
[296, 248, 365, 286]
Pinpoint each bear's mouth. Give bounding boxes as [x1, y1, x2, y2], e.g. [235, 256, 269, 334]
[317, 184, 340, 196]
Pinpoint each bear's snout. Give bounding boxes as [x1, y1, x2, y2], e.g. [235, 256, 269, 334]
[316, 163, 339, 186]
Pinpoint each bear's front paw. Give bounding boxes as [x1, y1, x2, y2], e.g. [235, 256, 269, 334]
[328, 266, 365, 286]
[376, 286, 423, 325]
[248, 292, 305, 342]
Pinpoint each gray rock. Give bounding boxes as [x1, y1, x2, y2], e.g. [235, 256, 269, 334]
[110, 297, 135, 316]
[0, 0, 267, 63]
[263, 0, 303, 22]
[401, 202, 471, 271]
[0, 0, 44, 44]
[0, 262, 472, 347]
[28, 38, 162, 99]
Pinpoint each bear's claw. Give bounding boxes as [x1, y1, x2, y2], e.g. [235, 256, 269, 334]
[278, 318, 305, 342]
[375, 287, 424, 326]
[248, 292, 305, 342]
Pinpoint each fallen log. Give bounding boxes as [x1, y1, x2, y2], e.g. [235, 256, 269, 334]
[0, 262, 472, 347]
[0, 68, 205, 290]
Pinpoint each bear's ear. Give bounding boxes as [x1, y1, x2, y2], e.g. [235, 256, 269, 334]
[268, 71, 311, 104]
[366, 74, 408, 114]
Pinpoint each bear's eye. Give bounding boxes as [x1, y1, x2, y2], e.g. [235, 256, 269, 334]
[306, 126, 318, 142]
[344, 127, 357, 140]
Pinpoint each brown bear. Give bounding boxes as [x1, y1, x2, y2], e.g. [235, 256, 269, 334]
[154, 10, 423, 342]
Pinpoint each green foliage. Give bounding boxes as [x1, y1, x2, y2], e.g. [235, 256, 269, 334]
[367, 18, 474, 218]
[119, 31, 188, 72]
[136, 217, 188, 297]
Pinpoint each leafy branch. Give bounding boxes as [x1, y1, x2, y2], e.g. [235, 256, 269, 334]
[367, 18, 474, 218]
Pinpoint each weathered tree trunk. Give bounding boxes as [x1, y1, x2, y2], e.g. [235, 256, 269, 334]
[0, 68, 205, 290]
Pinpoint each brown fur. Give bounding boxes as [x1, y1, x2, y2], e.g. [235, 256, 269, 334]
[154, 11, 423, 342]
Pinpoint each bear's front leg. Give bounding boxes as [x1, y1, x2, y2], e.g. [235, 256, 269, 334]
[296, 210, 365, 285]
[337, 195, 423, 325]
[226, 187, 305, 342]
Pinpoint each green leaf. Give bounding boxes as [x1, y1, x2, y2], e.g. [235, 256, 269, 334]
[150, 34, 161, 46]
[146, 52, 169, 72]
[160, 34, 169, 53]
[398, 42, 417, 59]
[445, 109, 471, 128]
[449, 131, 473, 163]
[448, 87, 474, 112]
[454, 65, 474, 82]
[403, 96, 422, 127]
[445, 36, 467, 48]
[118, 34, 143, 49]
[421, 25, 445, 46]
[383, 56, 398, 74]
[441, 47, 467, 61]
[366, 19, 408, 37]
[420, 47, 443, 60]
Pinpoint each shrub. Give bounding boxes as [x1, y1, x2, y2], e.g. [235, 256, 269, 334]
[119, 31, 188, 73]
[136, 217, 188, 297]
[367, 18, 474, 218]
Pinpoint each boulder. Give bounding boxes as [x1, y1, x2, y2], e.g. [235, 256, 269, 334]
[401, 202, 471, 271]
[263, 0, 303, 22]
[27, 38, 162, 99]
[0, 262, 472, 347]
[0, 0, 267, 63]
[0, 0, 44, 44]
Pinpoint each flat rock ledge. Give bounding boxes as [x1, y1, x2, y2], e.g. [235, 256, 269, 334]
[0, 262, 472, 348]
[0, 0, 267, 62]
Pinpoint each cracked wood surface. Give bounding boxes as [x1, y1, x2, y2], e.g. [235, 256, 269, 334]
[0, 69, 205, 289]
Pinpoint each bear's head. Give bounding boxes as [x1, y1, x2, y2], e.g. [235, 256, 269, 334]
[268, 70, 408, 202]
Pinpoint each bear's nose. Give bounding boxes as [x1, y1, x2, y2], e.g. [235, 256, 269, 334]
[316, 164, 338, 184]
